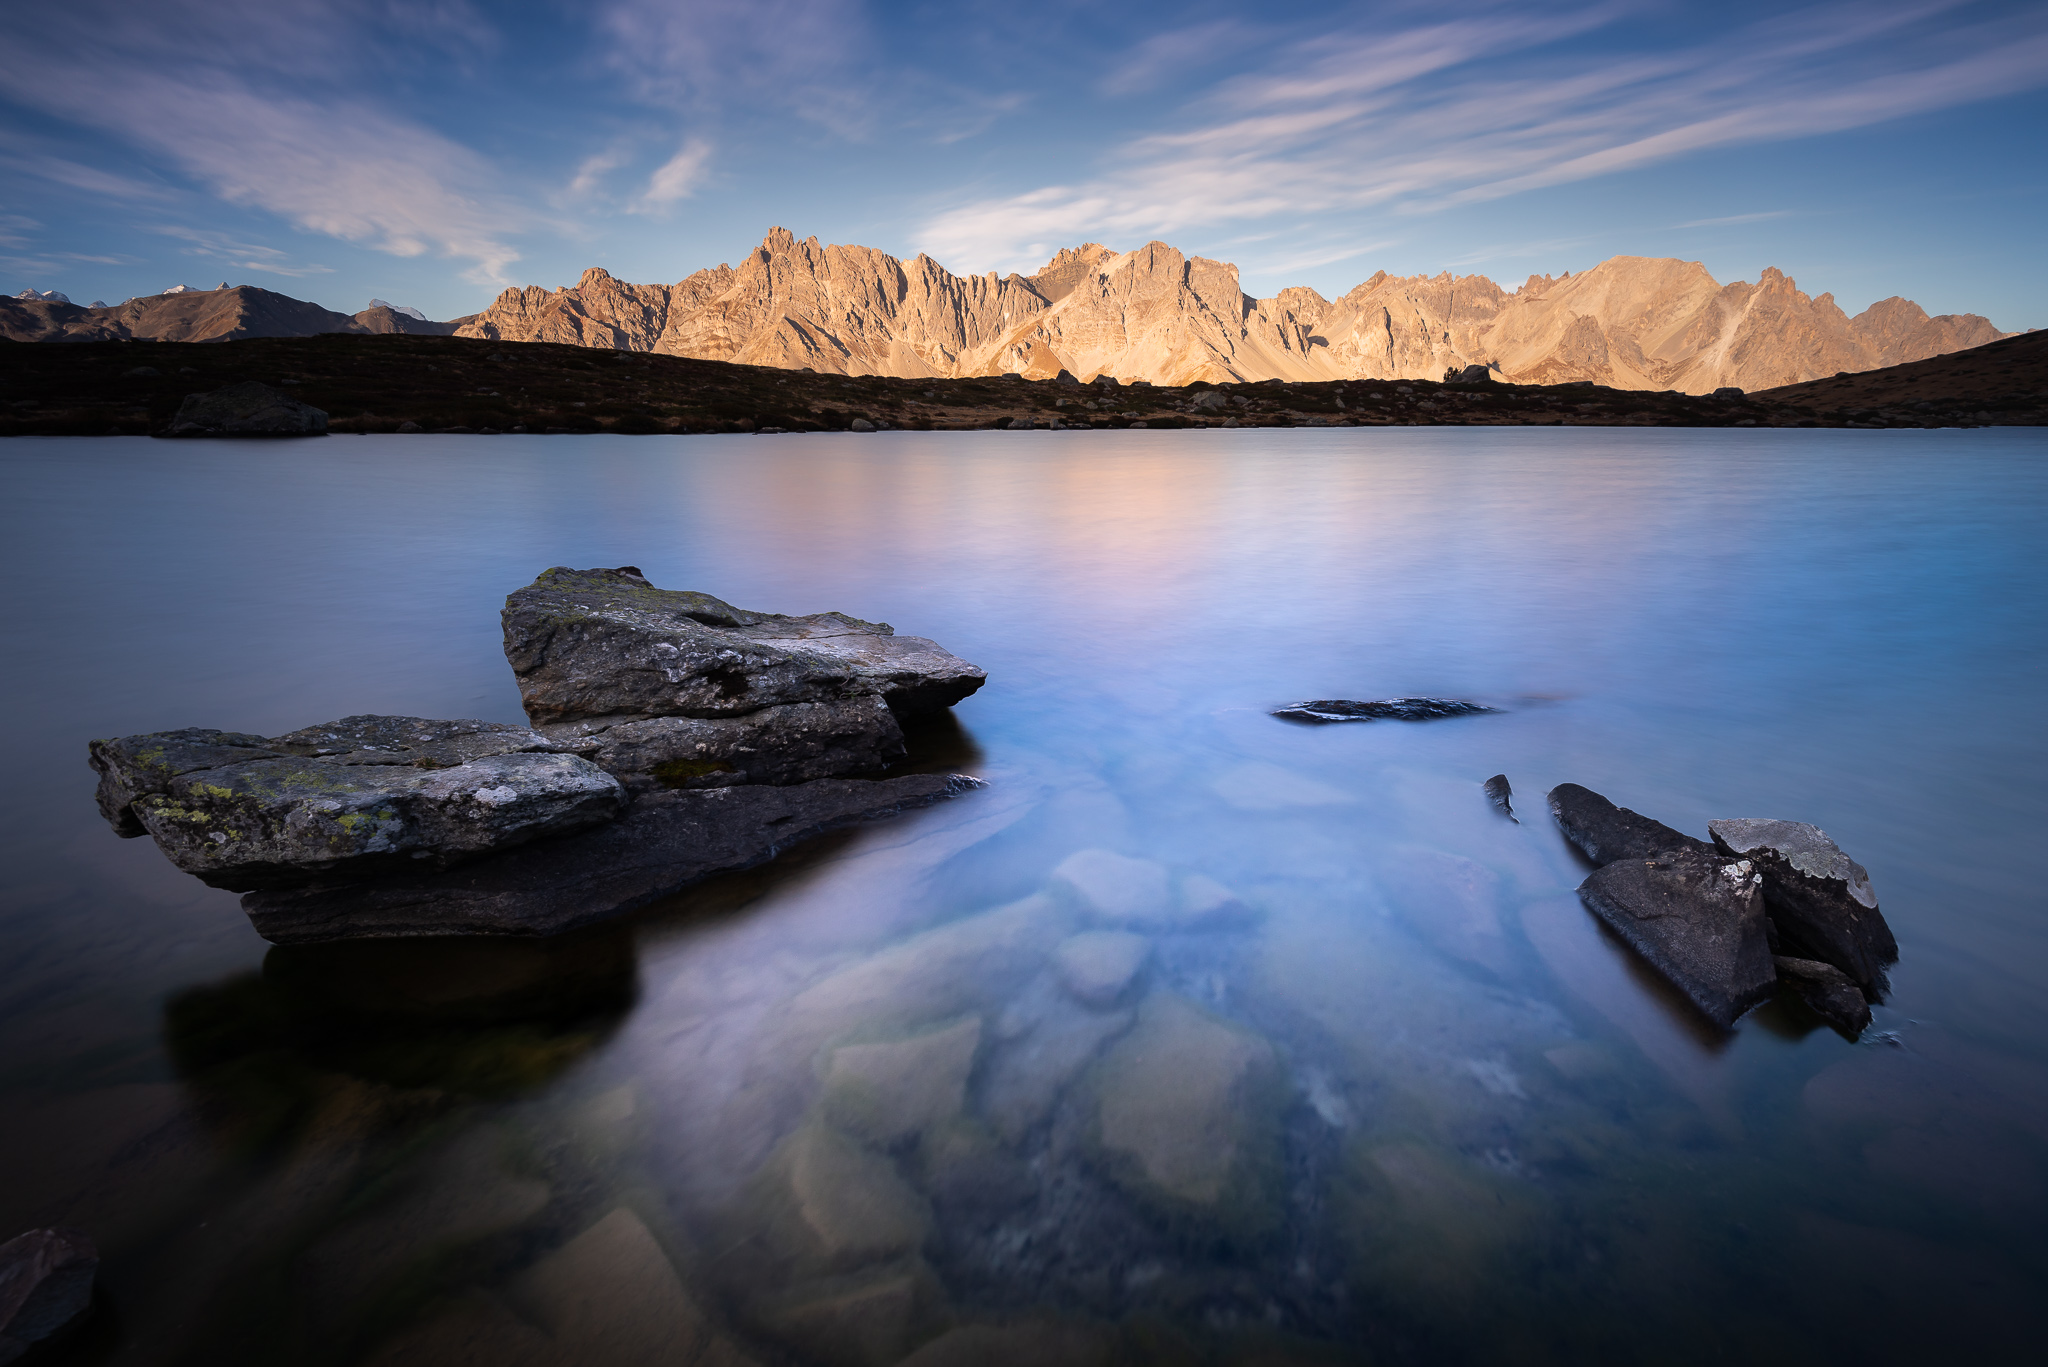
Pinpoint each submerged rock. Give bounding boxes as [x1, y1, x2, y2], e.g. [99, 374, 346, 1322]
[241, 773, 985, 943]
[1272, 697, 1499, 724]
[1577, 846, 1777, 1028]
[1775, 956, 1873, 1035]
[821, 1018, 983, 1146]
[165, 381, 327, 436]
[1050, 849, 1170, 924]
[1053, 931, 1150, 1007]
[1547, 783, 1712, 866]
[0, 1228, 98, 1360]
[501, 566, 985, 725]
[540, 697, 905, 793]
[1710, 818, 1896, 991]
[89, 720, 625, 891]
[1088, 993, 1283, 1230]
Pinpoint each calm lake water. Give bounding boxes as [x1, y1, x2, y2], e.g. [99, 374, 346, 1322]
[2, 428, 2045, 1366]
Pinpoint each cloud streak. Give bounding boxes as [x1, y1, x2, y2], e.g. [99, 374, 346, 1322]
[0, 0, 527, 282]
[916, 1, 2048, 275]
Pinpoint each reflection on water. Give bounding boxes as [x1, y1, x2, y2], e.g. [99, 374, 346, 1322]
[2, 430, 2046, 1365]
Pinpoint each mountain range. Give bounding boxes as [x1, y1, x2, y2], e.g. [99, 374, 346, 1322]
[5, 229, 2007, 394]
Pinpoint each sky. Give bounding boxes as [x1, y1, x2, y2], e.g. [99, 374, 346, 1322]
[3, 0, 2045, 328]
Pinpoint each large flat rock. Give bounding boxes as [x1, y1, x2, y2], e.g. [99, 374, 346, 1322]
[1577, 846, 1776, 1028]
[241, 773, 986, 943]
[90, 719, 624, 891]
[1711, 818, 1896, 991]
[501, 567, 984, 724]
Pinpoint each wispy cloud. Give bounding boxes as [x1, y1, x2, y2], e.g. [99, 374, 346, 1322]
[1099, 20, 1254, 97]
[154, 225, 335, 277]
[597, 0, 874, 131]
[0, 0, 527, 283]
[1671, 211, 1796, 229]
[638, 138, 715, 209]
[916, 1, 2048, 275]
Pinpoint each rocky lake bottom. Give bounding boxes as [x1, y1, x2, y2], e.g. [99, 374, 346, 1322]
[2, 427, 2045, 1365]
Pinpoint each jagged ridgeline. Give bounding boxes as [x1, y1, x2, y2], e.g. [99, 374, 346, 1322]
[3, 228, 2005, 395]
[452, 228, 2006, 394]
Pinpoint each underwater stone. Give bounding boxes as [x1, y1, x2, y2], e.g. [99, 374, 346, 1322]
[241, 773, 986, 943]
[821, 1018, 983, 1146]
[501, 566, 985, 725]
[1711, 818, 1896, 991]
[1577, 846, 1777, 1028]
[0, 1228, 98, 1361]
[1090, 993, 1282, 1214]
[1053, 931, 1150, 1007]
[510, 1207, 710, 1367]
[1051, 849, 1171, 924]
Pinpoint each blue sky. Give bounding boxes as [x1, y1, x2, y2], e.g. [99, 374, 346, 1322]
[3, 1, 2045, 327]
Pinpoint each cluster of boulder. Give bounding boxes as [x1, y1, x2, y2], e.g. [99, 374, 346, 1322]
[88, 568, 988, 944]
[1548, 784, 1895, 1033]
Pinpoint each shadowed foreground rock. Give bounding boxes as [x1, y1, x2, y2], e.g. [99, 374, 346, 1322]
[503, 567, 985, 727]
[166, 381, 328, 436]
[1774, 956, 1873, 1034]
[0, 1228, 98, 1361]
[242, 773, 985, 943]
[1548, 783, 1713, 865]
[1711, 818, 1897, 990]
[89, 718, 624, 891]
[541, 697, 905, 794]
[1578, 847, 1777, 1028]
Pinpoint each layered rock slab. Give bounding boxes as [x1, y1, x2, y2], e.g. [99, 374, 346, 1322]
[1577, 847, 1776, 1028]
[502, 567, 984, 724]
[241, 774, 985, 943]
[1548, 782, 1712, 866]
[1710, 818, 1896, 990]
[89, 719, 624, 891]
[541, 698, 904, 793]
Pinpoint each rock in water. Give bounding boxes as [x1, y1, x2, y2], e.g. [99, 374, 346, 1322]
[1547, 783, 1712, 865]
[0, 1228, 98, 1359]
[1709, 818, 1896, 991]
[89, 718, 625, 891]
[1272, 698, 1498, 724]
[165, 381, 327, 436]
[540, 697, 904, 793]
[241, 773, 985, 943]
[1774, 956, 1873, 1035]
[501, 566, 985, 726]
[1577, 847, 1776, 1028]
[1482, 774, 1518, 822]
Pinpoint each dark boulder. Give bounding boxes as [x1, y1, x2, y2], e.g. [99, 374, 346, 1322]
[1774, 956, 1872, 1035]
[1709, 818, 1896, 991]
[164, 381, 327, 436]
[1577, 846, 1776, 1027]
[500, 567, 985, 725]
[1273, 698, 1499, 724]
[1547, 783, 1712, 865]
[89, 718, 624, 891]
[0, 1228, 98, 1359]
[539, 697, 905, 794]
[1482, 774, 1517, 822]
[241, 773, 986, 943]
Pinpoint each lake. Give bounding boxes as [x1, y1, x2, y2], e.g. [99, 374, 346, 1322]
[2, 427, 2044, 1366]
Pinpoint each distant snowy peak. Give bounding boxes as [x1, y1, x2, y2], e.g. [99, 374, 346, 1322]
[160, 282, 228, 296]
[13, 289, 70, 303]
[367, 298, 428, 320]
